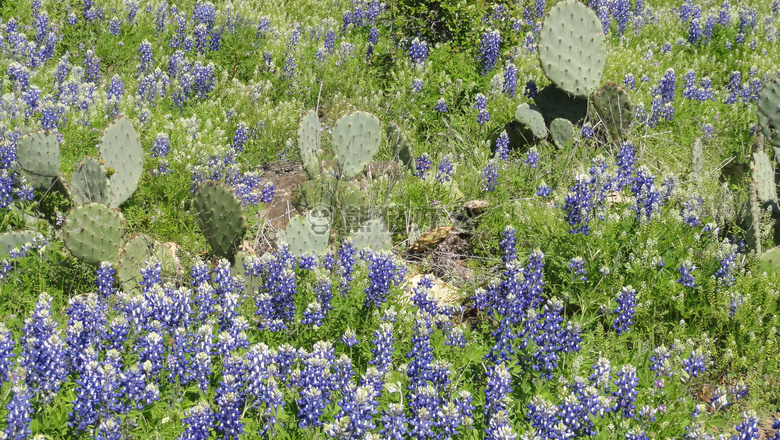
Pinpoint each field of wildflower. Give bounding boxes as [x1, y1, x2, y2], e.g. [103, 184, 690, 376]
[0, 0, 779, 438]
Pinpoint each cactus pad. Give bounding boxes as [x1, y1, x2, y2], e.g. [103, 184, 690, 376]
[536, 85, 588, 126]
[550, 118, 574, 149]
[332, 111, 382, 180]
[277, 215, 330, 256]
[691, 138, 703, 175]
[98, 116, 143, 208]
[0, 230, 42, 257]
[591, 83, 634, 142]
[63, 203, 125, 266]
[17, 130, 60, 189]
[352, 218, 392, 252]
[514, 103, 547, 140]
[117, 233, 178, 291]
[71, 157, 111, 206]
[750, 149, 776, 207]
[758, 77, 780, 150]
[538, 0, 606, 98]
[298, 110, 321, 178]
[193, 181, 246, 259]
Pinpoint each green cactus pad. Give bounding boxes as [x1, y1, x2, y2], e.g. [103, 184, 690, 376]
[758, 77, 780, 150]
[71, 157, 111, 206]
[536, 85, 588, 126]
[759, 245, 780, 268]
[550, 118, 574, 149]
[387, 123, 415, 172]
[352, 218, 392, 252]
[117, 233, 178, 291]
[332, 111, 382, 180]
[277, 215, 330, 256]
[691, 138, 703, 175]
[0, 230, 43, 257]
[514, 103, 547, 140]
[63, 203, 126, 266]
[591, 83, 634, 143]
[751, 149, 776, 207]
[298, 110, 321, 178]
[98, 116, 143, 208]
[538, 0, 606, 98]
[16, 130, 60, 189]
[193, 181, 246, 259]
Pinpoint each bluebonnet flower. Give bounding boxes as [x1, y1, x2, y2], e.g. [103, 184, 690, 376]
[232, 122, 249, 152]
[733, 411, 760, 440]
[484, 363, 512, 423]
[435, 98, 447, 113]
[499, 226, 517, 264]
[612, 364, 639, 418]
[524, 147, 539, 168]
[406, 314, 434, 390]
[0, 324, 15, 385]
[527, 396, 560, 438]
[677, 260, 696, 288]
[179, 401, 213, 440]
[338, 239, 356, 297]
[731, 380, 748, 402]
[361, 250, 406, 308]
[84, 50, 101, 84]
[411, 78, 423, 94]
[525, 80, 538, 100]
[503, 63, 517, 97]
[563, 173, 595, 235]
[770, 419, 780, 440]
[342, 328, 358, 347]
[581, 123, 594, 139]
[624, 73, 636, 90]
[138, 40, 154, 76]
[95, 262, 116, 299]
[702, 123, 715, 139]
[568, 257, 587, 281]
[725, 71, 742, 104]
[495, 131, 510, 160]
[414, 153, 432, 179]
[681, 195, 703, 227]
[5, 373, 33, 440]
[729, 292, 743, 318]
[140, 258, 162, 292]
[485, 410, 517, 440]
[436, 155, 454, 183]
[631, 166, 663, 222]
[482, 160, 499, 192]
[613, 286, 636, 335]
[478, 108, 491, 125]
[479, 30, 501, 75]
[326, 384, 379, 439]
[215, 377, 244, 439]
[682, 348, 706, 379]
[408, 38, 428, 66]
[532, 181, 550, 198]
[369, 323, 394, 373]
[474, 93, 489, 125]
[381, 403, 408, 440]
[20, 293, 68, 401]
[655, 68, 676, 104]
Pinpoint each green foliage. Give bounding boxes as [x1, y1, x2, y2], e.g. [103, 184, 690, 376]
[389, 0, 490, 49]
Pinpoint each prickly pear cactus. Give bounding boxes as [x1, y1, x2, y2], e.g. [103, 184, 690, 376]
[71, 157, 111, 206]
[536, 85, 588, 126]
[0, 230, 42, 257]
[747, 178, 763, 254]
[387, 123, 415, 172]
[352, 218, 391, 252]
[63, 203, 126, 266]
[750, 149, 776, 207]
[98, 116, 143, 208]
[514, 103, 547, 140]
[550, 118, 574, 149]
[16, 130, 60, 189]
[298, 110, 321, 178]
[538, 0, 606, 98]
[277, 215, 330, 256]
[758, 77, 780, 150]
[117, 233, 178, 292]
[332, 111, 382, 180]
[193, 181, 246, 260]
[691, 138, 703, 175]
[591, 83, 634, 142]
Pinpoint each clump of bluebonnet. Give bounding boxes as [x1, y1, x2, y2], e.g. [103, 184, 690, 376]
[411, 78, 423, 94]
[568, 256, 587, 281]
[680, 195, 703, 227]
[436, 155, 454, 183]
[613, 286, 636, 335]
[503, 62, 517, 96]
[361, 249, 406, 308]
[474, 93, 489, 125]
[682, 348, 706, 379]
[524, 147, 539, 168]
[479, 30, 501, 75]
[434, 98, 447, 113]
[676, 260, 696, 288]
[494, 131, 509, 160]
[408, 37, 428, 66]
[414, 153, 432, 179]
[482, 160, 499, 192]
[537, 181, 551, 198]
